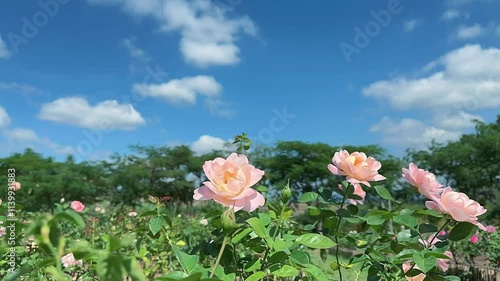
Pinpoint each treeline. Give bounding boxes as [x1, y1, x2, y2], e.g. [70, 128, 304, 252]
[1, 115, 499, 220]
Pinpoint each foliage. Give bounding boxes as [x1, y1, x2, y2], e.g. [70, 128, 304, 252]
[407, 116, 500, 220]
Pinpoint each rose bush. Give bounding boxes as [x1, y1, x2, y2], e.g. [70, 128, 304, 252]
[0, 134, 492, 281]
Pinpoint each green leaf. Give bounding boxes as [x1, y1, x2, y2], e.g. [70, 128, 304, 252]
[303, 264, 329, 281]
[298, 192, 318, 203]
[271, 265, 299, 277]
[393, 215, 418, 228]
[122, 257, 147, 281]
[268, 251, 288, 263]
[365, 215, 385, 226]
[156, 272, 203, 281]
[149, 215, 164, 236]
[97, 253, 125, 281]
[231, 228, 253, 244]
[373, 185, 394, 201]
[290, 250, 310, 266]
[449, 222, 476, 241]
[171, 244, 199, 274]
[273, 239, 293, 251]
[245, 271, 266, 281]
[246, 217, 269, 238]
[54, 210, 85, 227]
[413, 253, 436, 273]
[295, 233, 336, 249]
[244, 259, 261, 272]
[418, 223, 438, 234]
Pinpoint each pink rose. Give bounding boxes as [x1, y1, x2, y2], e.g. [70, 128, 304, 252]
[402, 262, 426, 281]
[193, 153, 265, 212]
[0, 227, 6, 237]
[61, 253, 82, 268]
[418, 235, 453, 271]
[402, 163, 444, 200]
[469, 233, 479, 243]
[70, 201, 85, 213]
[328, 150, 386, 186]
[485, 225, 496, 233]
[425, 187, 487, 231]
[9, 182, 21, 191]
[339, 183, 366, 205]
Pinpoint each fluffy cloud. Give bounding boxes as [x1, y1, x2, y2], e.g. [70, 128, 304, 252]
[455, 24, 485, 39]
[404, 19, 423, 32]
[38, 97, 146, 130]
[370, 117, 463, 148]
[363, 45, 500, 111]
[133, 75, 222, 105]
[441, 9, 461, 21]
[432, 111, 483, 130]
[364, 45, 500, 148]
[87, 0, 256, 67]
[0, 82, 44, 94]
[122, 36, 150, 62]
[191, 135, 229, 155]
[0, 35, 11, 59]
[0, 106, 11, 128]
[4, 128, 74, 155]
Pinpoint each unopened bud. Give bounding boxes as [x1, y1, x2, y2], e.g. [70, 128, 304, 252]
[281, 184, 292, 203]
[330, 262, 339, 271]
[221, 209, 237, 231]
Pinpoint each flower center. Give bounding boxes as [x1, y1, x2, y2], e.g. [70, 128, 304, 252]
[223, 168, 238, 184]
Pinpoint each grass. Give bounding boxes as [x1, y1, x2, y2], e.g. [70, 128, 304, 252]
[309, 250, 368, 281]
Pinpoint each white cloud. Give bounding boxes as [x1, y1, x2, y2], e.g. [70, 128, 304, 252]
[441, 9, 461, 21]
[5, 128, 74, 155]
[404, 19, 422, 32]
[0, 106, 11, 128]
[122, 36, 150, 62]
[0, 82, 44, 94]
[363, 45, 500, 111]
[0, 35, 11, 59]
[133, 75, 222, 105]
[38, 97, 146, 130]
[191, 135, 229, 155]
[456, 24, 485, 39]
[87, 0, 256, 68]
[432, 111, 483, 130]
[364, 45, 500, 148]
[370, 117, 462, 148]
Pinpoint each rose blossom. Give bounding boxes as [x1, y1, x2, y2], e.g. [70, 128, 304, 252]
[9, 182, 21, 191]
[70, 201, 85, 213]
[328, 150, 386, 186]
[200, 218, 208, 226]
[193, 153, 265, 212]
[128, 211, 137, 217]
[402, 262, 426, 281]
[486, 225, 496, 233]
[469, 233, 479, 243]
[402, 163, 443, 200]
[425, 187, 487, 231]
[61, 253, 82, 268]
[418, 235, 453, 271]
[339, 183, 366, 205]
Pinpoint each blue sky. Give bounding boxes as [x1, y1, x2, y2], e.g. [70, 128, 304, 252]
[1, 0, 500, 162]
